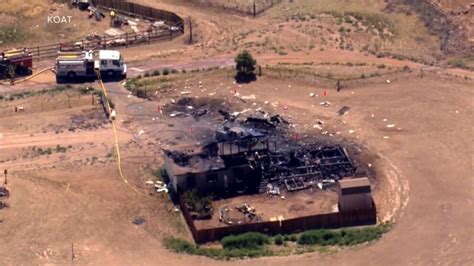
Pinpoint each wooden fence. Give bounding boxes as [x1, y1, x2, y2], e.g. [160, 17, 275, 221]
[180, 199, 377, 244]
[189, 0, 284, 17]
[91, 0, 184, 25]
[18, 0, 185, 62]
[26, 29, 181, 62]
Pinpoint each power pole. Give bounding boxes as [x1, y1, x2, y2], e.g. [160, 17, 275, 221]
[253, 1, 256, 17]
[188, 16, 193, 44]
[3, 169, 7, 186]
[71, 243, 75, 261]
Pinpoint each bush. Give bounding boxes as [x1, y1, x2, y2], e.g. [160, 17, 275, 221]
[274, 235, 284, 245]
[290, 235, 298, 242]
[377, 64, 386, 69]
[297, 224, 390, 246]
[234, 50, 257, 83]
[162, 68, 170, 75]
[221, 232, 270, 250]
[164, 237, 274, 259]
[55, 145, 67, 153]
[171, 69, 178, 74]
[152, 69, 161, 76]
[144, 72, 151, 78]
[182, 189, 213, 218]
[450, 60, 465, 69]
[163, 238, 196, 254]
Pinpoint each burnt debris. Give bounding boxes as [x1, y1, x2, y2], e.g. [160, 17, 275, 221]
[162, 97, 356, 197]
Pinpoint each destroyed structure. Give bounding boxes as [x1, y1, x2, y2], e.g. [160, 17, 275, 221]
[163, 99, 358, 197]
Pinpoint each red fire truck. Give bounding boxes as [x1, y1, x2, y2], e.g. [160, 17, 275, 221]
[0, 48, 33, 79]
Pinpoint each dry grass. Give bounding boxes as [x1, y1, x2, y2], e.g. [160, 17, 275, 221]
[2, 0, 50, 18]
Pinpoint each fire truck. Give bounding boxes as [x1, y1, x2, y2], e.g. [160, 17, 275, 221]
[55, 50, 126, 82]
[0, 48, 33, 80]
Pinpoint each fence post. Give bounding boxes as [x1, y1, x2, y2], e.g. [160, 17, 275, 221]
[37, 46, 40, 62]
[253, 1, 256, 17]
[188, 17, 193, 44]
[126, 32, 129, 48]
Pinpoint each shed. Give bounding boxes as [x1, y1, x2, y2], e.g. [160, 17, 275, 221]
[338, 177, 373, 212]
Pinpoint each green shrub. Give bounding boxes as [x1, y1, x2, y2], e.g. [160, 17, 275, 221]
[274, 235, 284, 245]
[163, 238, 196, 254]
[450, 60, 465, 69]
[290, 235, 298, 242]
[171, 69, 178, 74]
[162, 68, 170, 75]
[235, 50, 257, 82]
[55, 145, 67, 153]
[152, 69, 161, 76]
[182, 189, 213, 218]
[164, 237, 274, 259]
[144, 72, 151, 78]
[221, 232, 270, 250]
[377, 64, 386, 69]
[297, 224, 389, 246]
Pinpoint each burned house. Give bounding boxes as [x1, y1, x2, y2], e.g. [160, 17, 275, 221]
[164, 127, 270, 196]
[164, 128, 356, 197]
[337, 177, 373, 212]
[163, 100, 356, 197]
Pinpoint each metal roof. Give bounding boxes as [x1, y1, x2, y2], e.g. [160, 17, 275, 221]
[339, 177, 370, 189]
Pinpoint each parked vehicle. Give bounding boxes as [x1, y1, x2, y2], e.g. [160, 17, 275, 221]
[55, 50, 96, 81]
[55, 50, 126, 82]
[96, 50, 127, 78]
[0, 48, 33, 80]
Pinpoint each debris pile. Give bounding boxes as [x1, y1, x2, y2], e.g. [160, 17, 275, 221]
[163, 97, 357, 198]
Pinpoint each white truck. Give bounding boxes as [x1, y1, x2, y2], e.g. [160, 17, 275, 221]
[55, 50, 126, 82]
[96, 50, 127, 78]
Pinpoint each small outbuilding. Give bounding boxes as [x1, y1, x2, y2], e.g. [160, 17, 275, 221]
[338, 177, 373, 212]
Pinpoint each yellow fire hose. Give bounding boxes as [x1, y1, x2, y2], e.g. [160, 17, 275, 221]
[1, 67, 54, 85]
[97, 75, 155, 199]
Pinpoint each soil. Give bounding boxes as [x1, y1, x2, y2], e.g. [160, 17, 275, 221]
[0, 0, 473, 265]
[194, 189, 339, 230]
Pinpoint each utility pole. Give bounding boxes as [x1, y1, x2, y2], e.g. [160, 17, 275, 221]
[188, 16, 193, 44]
[253, 1, 256, 17]
[71, 243, 75, 261]
[3, 169, 7, 186]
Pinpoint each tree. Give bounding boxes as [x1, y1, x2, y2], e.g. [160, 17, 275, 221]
[235, 50, 257, 83]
